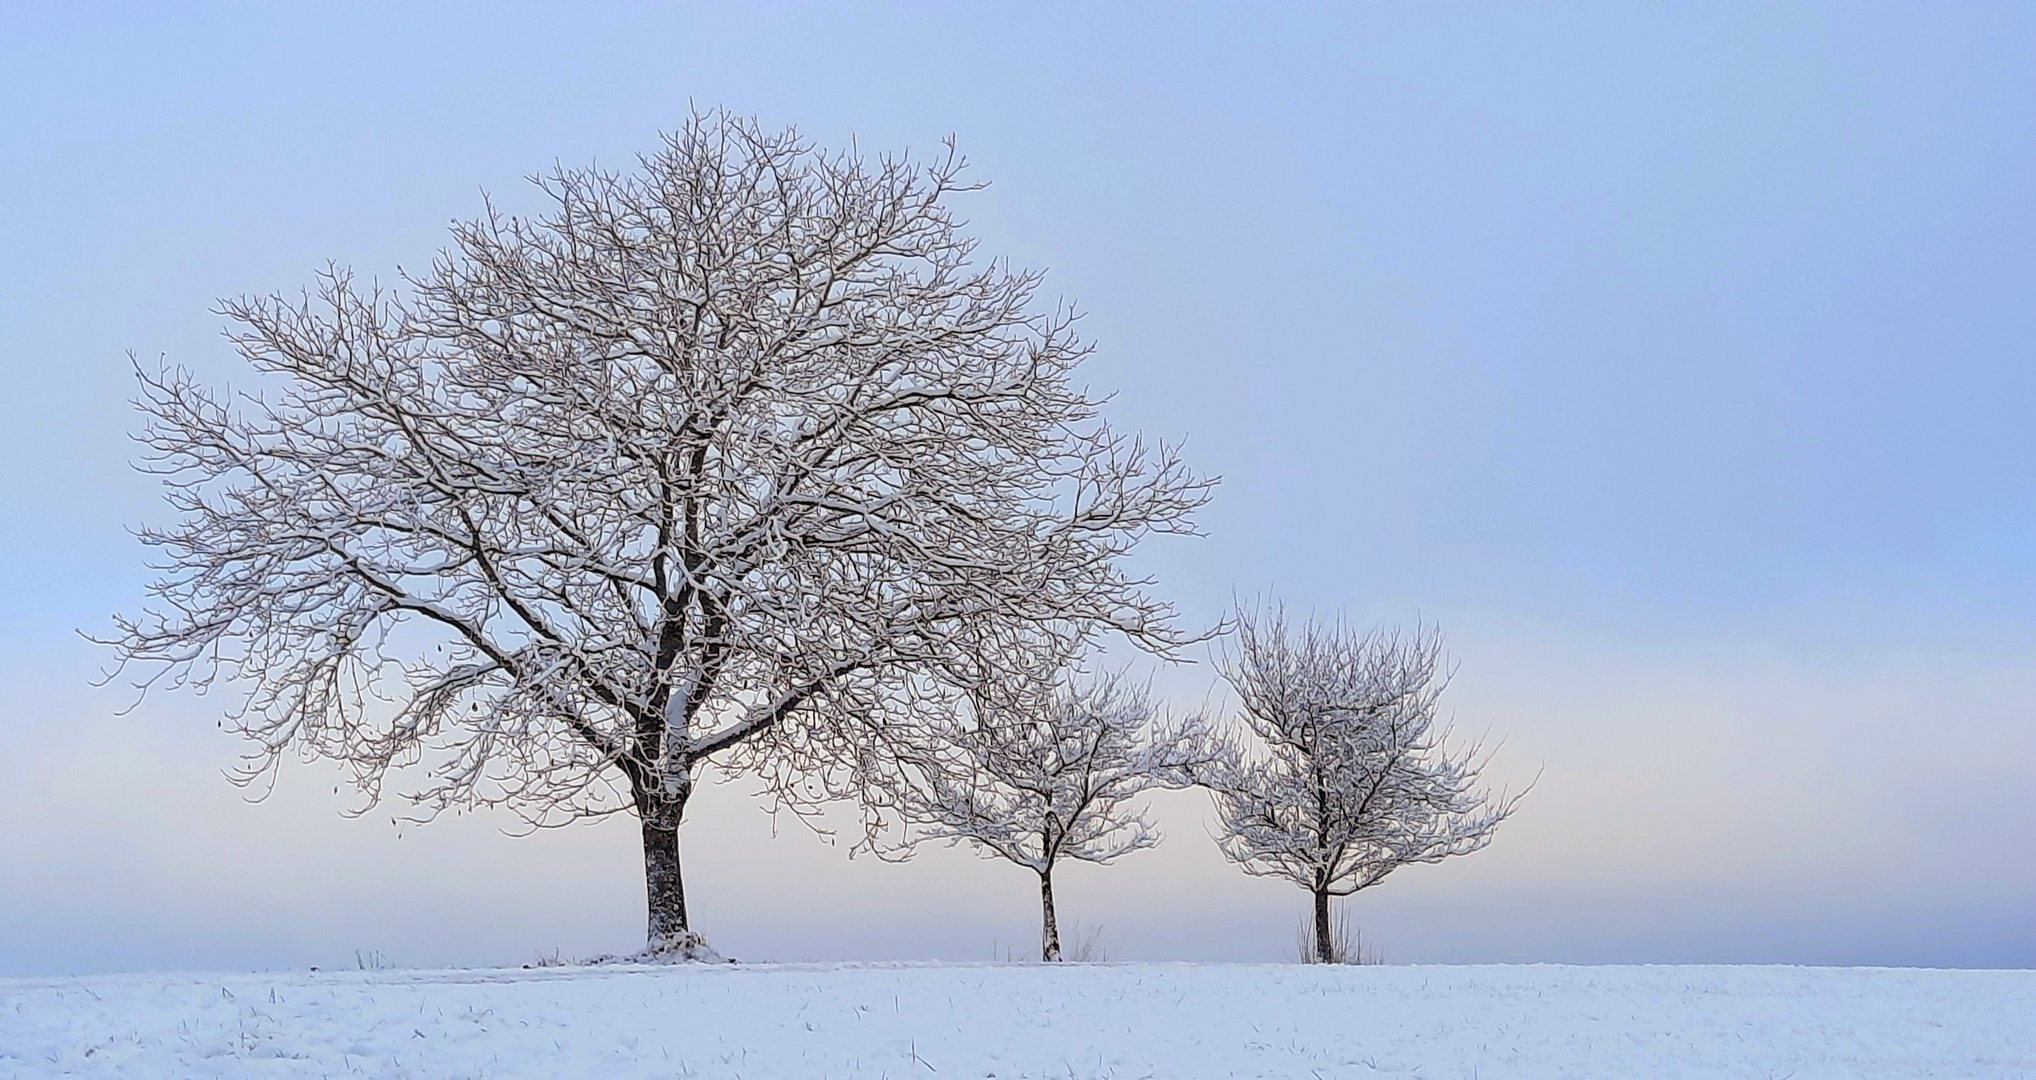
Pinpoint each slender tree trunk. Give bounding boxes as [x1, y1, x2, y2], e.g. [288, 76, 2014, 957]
[1313, 888, 1334, 964]
[1039, 870, 1062, 962]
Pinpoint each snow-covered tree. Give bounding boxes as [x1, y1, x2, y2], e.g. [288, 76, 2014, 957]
[104, 112, 1210, 959]
[1203, 605, 1524, 963]
[873, 664, 1220, 961]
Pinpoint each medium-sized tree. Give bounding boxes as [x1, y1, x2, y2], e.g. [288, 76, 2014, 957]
[874, 664, 1220, 961]
[1203, 604, 1525, 963]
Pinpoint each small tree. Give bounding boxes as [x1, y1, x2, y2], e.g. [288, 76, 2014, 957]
[874, 665, 1219, 961]
[1204, 605, 1524, 963]
[104, 112, 1209, 958]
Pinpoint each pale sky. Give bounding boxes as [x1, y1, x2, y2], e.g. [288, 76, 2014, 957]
[2, 3, 2032, 975]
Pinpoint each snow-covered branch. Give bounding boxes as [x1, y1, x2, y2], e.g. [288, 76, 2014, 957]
[866, 655, 1223, 960]
[1201, 603, 1526, 962]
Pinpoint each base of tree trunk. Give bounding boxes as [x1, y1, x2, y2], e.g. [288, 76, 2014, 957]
[642, 929, 723, 963]
[1313, 889, 1335, 965]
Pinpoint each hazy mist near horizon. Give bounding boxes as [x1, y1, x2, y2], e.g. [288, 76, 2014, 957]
[2, 3, 2032, 975]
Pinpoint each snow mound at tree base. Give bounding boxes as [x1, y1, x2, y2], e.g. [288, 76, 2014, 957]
[3, 961, 2031, 1078]
[595, 929, 726, 965]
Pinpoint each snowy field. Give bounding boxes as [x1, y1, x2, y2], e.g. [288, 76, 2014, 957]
[3, 962, 2031, 1079]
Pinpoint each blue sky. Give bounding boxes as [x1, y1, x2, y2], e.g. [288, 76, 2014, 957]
[2, 3, 2032, 974]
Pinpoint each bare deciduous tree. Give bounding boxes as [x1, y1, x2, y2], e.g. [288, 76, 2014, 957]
[104, 112, 1209, 959]
[870, 664, 1219, 961]
[1203, 605, 1524, 964]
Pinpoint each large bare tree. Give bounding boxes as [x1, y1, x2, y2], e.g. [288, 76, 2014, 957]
[105, 112, 1209, 958]
[866, 661, 1221, 961]
[1203, 605, 1524, 963]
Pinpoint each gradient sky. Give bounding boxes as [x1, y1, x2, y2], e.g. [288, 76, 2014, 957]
[2, 3, 2032, 975]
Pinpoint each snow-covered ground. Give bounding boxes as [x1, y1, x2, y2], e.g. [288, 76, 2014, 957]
[2, 961, 2030, 1078]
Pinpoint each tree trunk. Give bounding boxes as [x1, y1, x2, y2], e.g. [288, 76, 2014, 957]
[639, 782, 709, 959]
[1039, 870, 1062, 962]
[642, 813, 688, 951]
[1313, 888, 1334, 964]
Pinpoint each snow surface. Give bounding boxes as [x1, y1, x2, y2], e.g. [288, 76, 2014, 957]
[3, 961, 2031, 1078]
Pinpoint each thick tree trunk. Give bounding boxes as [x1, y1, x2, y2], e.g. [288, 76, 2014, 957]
[1313, 888, 1334, 964]
[1039, 870, 1062, 962]
[642, 813, 689, 951]
[639, 783, 710, 959]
